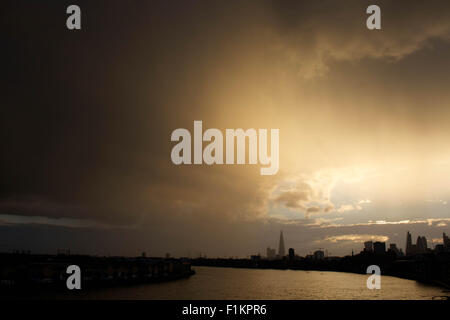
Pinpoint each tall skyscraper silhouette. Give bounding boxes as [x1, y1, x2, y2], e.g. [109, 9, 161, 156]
[405, 231, 428, 255]
[278, 231, 285, 257]
[406, 231, 412, 256]
[443, 232, 450, 250]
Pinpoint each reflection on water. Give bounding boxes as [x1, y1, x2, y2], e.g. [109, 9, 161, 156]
[65, 266, 446, 300]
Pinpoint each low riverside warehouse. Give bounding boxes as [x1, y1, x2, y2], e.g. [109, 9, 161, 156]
[0, 253, 195, 289]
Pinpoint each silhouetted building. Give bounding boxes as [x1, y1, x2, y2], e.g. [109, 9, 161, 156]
[313, 250, 325, 260]
[444, 233, 450, 251]
[278, 231, 286, 258]
[390, 243, 398, 251]
[388, 243, 400, 256]
[416, 236, 428, 254]
[288, 248, 295, 261]
[251, 255, 261, 261]
[373, 242, 386, 254]
[364, 241, 373, 252]
[406, 231, 414, 256]
[406, 231, 429, 256]
[57, 249, 71, 256]
[266, 247, 276, 260]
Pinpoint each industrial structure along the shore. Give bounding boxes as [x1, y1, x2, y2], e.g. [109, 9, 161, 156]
[0, 253, 195, 291]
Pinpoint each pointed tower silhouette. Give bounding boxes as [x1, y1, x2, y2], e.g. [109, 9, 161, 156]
[278, 231, 285, 257]
[406, 231, 412, 256]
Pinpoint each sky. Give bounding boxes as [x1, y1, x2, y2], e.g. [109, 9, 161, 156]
[2, 0, 450, 257]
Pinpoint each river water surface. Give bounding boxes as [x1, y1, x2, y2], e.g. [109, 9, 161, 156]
[68, 266, 448, 300]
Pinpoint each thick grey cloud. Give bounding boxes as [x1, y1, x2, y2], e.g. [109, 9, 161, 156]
[274, 190, 309, 209]
[269, 0, 450, 78]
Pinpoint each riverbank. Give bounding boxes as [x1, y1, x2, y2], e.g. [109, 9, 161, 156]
[0, 253, 195, 292]
[191, 252, 450, 290]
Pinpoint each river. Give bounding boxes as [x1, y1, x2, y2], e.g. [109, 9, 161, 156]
[64, 266, 448, 300]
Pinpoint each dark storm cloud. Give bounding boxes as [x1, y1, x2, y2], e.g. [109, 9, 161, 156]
[1, 0, 283, 228]
[269, 0, 450, 78]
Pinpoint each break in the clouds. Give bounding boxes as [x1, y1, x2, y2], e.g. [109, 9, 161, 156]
[1, 0, 450, 257]
[272, 167, 375, 217]
[317, 234, 390, 244]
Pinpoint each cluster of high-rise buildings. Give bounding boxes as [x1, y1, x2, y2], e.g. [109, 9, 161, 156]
[363, 240, 402, 256]
[265, 231, 325, 261]
[405, 231, 450, 255]
[405, 231, 429, 255]
[433, 232, 450, 253]
[265, 230, 450, 261]
[362, 231, 450, 257]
